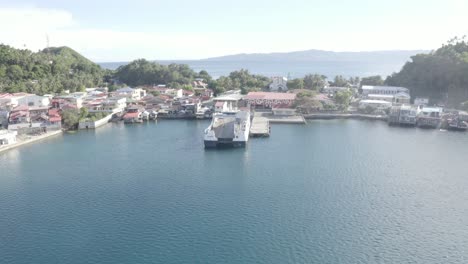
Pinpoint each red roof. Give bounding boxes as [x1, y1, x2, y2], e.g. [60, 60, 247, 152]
[123, 112, 139, 119]
[244, 92, 296, 100]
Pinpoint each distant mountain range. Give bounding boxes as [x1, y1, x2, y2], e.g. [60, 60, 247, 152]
[202, 49, 429, 62]
[99, 49, 430, 78]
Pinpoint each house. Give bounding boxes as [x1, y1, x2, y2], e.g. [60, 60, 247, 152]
[194, 88, 214, 100]
[243, 92, 296, 109]
[149, 87, 183, 98]
[18, 94, 50, 107]
[214, 101, 229, 112]
[115, 87, 146, 101]
[123, 105, 145, 123]
[183, 90, 195, 97]
[394, 92, 411, 104]
[7, 105, 31, 130]
[269, 77, 288, 92]
[398, 105, 420, 125]
[367, 92, 410, 105]
[87, 98, 127, 113]
[29, 106, 50, 126]
[0, 93, 31, 108]
[47, 109, 62, 130]
[53, 94, 84, 109]
[166, 88, 183, 98]
[212, 91, 244, 112]
[0, 130, 17, 145]
[0, 93, 50, 108]
[361, 85, 410, 96]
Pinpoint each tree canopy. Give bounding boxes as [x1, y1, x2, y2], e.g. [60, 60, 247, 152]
[360, 75, 384, 87]
[385, 37, 468, 106]
[113, 59, 198, 87]
[0, 45, 105, 94]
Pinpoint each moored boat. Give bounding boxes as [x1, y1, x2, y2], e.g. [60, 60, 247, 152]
[204, 110, 251, 148]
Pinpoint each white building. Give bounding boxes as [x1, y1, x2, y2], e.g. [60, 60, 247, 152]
[0, 130, 17, 145]
[269, 77, 288, 92]
[166, 88, 183, 98]
[367, 92, 410, 104]
[0, 93, 49, 108]
[18, 94, 51, 107]
[394, 92, 411, 104]
[367, 94, 394, 103]
[213, 91, 244, 112]
[115, 87, 147, 101]
[398, 105, 420, 125]
[361, 85, 409, 96]
[359, 99, 392, 110]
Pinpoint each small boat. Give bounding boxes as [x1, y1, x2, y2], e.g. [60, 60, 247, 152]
[141, 111, 150, 121]
[149, 110, 158, 120]
[448, 118, 468, 131]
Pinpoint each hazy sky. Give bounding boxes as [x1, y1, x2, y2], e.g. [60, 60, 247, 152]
[1, 0, 467, 62]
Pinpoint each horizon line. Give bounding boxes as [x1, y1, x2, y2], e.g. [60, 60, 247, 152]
[96, 48, 431, 63]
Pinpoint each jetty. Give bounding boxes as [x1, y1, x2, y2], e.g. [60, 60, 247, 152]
[250, 116, 270, 137]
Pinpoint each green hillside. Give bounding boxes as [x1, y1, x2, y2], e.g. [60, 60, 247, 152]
[0, 45, 106, 95]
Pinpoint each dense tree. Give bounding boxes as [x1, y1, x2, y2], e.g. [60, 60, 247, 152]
[197, 70, 212, 83]
[360, 75, 384, 87]
[287, 78, 304, 90]
[61, 109, 80, 129]
[333, 75, 349, 87]
[385, 37, 468, 106]
[114, 59, 197, 87]
[0, 45, 105, 94]
[349, 76, 360, 86]
[334, 90, 353, 111]
[303, 74, 327, 90]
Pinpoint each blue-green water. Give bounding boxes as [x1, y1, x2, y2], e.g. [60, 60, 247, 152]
[1, 120, 468, 264]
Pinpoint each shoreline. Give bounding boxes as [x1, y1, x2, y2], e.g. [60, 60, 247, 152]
[303, 113, 387, 121]
[0, 130, 63, 154]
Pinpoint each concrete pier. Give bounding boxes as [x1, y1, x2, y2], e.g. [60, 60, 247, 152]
[250, 116, 270, 137]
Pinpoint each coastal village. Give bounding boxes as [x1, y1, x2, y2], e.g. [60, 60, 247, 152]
[1, 75, 468, 151]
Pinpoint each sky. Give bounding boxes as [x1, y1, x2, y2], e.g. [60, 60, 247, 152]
[0, 0, 467, 62]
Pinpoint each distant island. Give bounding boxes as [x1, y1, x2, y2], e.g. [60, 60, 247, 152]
[202, 49, 428, 62]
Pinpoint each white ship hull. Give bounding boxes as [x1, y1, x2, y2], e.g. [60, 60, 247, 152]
[204, 110, 250, 148]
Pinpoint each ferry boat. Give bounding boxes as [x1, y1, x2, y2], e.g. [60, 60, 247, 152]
[204, 110, 251, 148]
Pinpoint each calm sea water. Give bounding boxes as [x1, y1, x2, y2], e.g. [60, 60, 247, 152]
[99, 60, 407, 79]
[1, 120, 468, 264]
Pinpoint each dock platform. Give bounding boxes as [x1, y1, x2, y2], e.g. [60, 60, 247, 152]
[250, 116, 270, 137]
